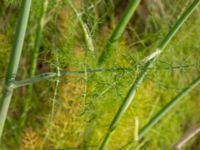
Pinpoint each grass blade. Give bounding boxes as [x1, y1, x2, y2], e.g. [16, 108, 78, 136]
[97, 0, 141, 66]
[99, 0, 200, 149]
[0, 0, 32, 139]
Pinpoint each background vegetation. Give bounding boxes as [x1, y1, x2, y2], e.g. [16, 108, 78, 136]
[0, 0, 199, 149]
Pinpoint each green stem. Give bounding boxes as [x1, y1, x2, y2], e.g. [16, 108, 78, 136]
[20, 0, 49, 129]
[122, 76, 200, 149]
[99, 0, 200, 149]
[0, 0, 32, 139]
[29, 0, 49, 78]
[13, 67, 133, 88]
[139, 76, 200, 139]
[98, 0, 141, 66]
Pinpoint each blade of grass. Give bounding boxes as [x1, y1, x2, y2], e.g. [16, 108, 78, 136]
[139, 76, 200, 139]
[99, 0, 200, 149]
[0, 0, 32, 139]
[97, 0, 141, 66]
[19, 0, 49, 130]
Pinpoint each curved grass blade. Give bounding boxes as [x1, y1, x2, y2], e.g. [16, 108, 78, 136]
[99, 0, 200, 149]
[97, 0, 141, 66]
[0, 0, 32, 139]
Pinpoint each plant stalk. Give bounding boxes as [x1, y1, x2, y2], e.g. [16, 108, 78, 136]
[139, 76, 200, 139]
[120, 76, 200, 149]
[13, 67, 133, 88]
[99, 0, 200, 149]
[98, 0, 141, 66]
[173, 123, 200, 150]
[0, 0, 32, 139]
[20, 0, 49, 129]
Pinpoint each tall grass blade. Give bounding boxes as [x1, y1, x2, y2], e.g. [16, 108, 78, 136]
[97, 0, 141, 66]
[0, 0, 32, 139]
[99, 0, 200, 149]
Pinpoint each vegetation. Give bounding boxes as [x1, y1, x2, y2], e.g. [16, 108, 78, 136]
[99, 0, 200, 148]
[0, 0, 200, 149]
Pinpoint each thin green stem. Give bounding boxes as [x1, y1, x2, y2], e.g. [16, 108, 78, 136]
[29, 0, 49, 78]
[122, 76, 200, 149]
[158, 0, 200, 50]
[0, 0, 32, 139]
[99, 0, 200, 149]
[13, 67, 133, 88]
[19, 0, 49, 129]
[98, 0, 141, 66]
[139, 76, 200, 139]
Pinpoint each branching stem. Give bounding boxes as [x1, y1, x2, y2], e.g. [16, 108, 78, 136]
[0, 0, 32, 139]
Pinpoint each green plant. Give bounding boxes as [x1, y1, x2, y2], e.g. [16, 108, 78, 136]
[139, 76, 200, 139]
[99, 0, 200, 149]
[67, 0, 94, 53]
[0, 0, 32, 139]
[98, 0, 141, 66]
[0, 1, 199, 149]
[124, 76, 200, 148]
[20, 0, 49, 130]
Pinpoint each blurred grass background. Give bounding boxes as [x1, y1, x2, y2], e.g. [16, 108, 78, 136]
[0, 0, 200, 149]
